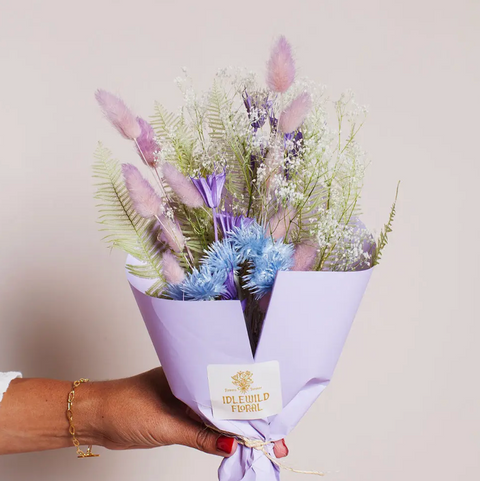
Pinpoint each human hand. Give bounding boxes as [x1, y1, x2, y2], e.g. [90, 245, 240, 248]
[88, 368, 288, 458]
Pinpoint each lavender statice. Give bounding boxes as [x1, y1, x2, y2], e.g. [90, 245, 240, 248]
[284, 130, 303, 157]
[243, 91, 272, 131]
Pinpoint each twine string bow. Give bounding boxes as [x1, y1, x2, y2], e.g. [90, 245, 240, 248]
[208, 426, 324, 477]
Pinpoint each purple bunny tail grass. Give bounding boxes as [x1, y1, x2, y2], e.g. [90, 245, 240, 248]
[266, 36, 296, 93]
[95, 89, 141, 140]
[162, 250, 186, 284]
[122, 164, 164, 219]
[162, 162, 204, 208]
[268, 206, 297, 240]
[136, 117, 160, 167]
[292, 242, 319, 271]
[157, 215, 185, 253]
[278, 92, 312, 134]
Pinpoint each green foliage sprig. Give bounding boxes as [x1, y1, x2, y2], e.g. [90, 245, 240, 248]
[372, 182, 400, 266]
[93, 143, 165, 296]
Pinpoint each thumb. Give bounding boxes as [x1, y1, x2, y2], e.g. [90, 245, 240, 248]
[181, 423, 238, 457]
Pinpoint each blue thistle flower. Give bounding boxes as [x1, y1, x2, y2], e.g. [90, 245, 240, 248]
[202, 240, 241, 274]
[166, 220, 293, 302]
[244, 239, 294, 299]
[181, 266, 227, 301]
[165, 282, 186, 300]
[230, 221, 269, 262]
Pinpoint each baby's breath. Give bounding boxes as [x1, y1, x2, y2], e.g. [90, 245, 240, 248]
[147, 63, 392, 271]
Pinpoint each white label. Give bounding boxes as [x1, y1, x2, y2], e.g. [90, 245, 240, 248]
[207, 361, 283, 420]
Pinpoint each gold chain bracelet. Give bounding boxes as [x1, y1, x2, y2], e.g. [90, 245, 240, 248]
[66, 378, 100, 458]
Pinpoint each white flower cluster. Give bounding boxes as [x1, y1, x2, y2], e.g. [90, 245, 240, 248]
[153, 69, 374, 270]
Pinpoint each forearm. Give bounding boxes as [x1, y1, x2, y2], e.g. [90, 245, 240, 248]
[0, 378, 105, 455]
[0, 370, 242, 457]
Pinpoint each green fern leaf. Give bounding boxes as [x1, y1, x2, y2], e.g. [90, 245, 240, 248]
[206, 81, 251, 207]
[151, 102, 182, 144]
[372, 182, 400, 266]
[151, 103, 196, 171]
[93, 142, 165, 292]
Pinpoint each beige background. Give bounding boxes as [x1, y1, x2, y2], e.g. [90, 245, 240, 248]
[0, 0, 479, 480]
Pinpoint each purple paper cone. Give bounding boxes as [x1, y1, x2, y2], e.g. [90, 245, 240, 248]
[127, 255, 373, 480]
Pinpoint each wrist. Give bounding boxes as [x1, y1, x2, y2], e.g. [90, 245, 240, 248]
[73, 381, 108, 447]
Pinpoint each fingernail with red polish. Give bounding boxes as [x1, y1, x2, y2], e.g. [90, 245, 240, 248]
[282, 439, 289, 456]
[217, 436, 235, 454]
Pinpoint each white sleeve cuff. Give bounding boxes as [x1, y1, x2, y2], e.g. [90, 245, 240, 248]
[0, 372, 22, 404]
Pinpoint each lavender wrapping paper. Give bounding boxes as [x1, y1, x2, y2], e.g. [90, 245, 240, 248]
[126, 255, 373, 480]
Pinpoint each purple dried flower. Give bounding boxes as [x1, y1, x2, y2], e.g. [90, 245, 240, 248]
[190, 171, 226, 209]
[191, 170, 227, 242]
[222, 271, 238, 300]
[217, 212, 254, 237]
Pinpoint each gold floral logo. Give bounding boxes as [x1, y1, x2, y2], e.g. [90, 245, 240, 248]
[231, 371, 254, 394]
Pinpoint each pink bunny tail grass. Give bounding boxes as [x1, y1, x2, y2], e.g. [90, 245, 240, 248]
[278, 92, 312, 134]
[122, 164, 164, 219]
[266, 36, 296, 93]
[162, 250, 186, 284]
[95, 89, 141, 140]
[162, 162, 204, 208]
[158, 216, 185, 253]
[268, 206, 297, 240]
[264, 146, 283, 193]
[292, 242, 319, 271]
[136, 117, 160, 167]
